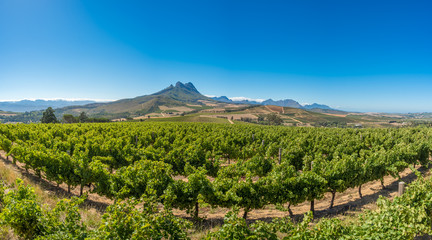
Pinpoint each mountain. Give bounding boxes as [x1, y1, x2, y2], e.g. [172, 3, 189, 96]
[3, 82, 340, 122]
[262, 99, 302, 108]
[151, 82, 205, 102]
[58, 82, 212, 118]
[211, 96, 336, 111]
[211, 96, 232, 103]
[210, 96, 261, 105]
[303, 103, 332, 110]
[209, 96, 303, 108]
[0, 99, 97, 112]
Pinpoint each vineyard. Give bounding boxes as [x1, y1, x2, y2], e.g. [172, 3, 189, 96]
[1, 122, 432, 239]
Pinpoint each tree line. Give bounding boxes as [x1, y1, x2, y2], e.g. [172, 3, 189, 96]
[40, 107, 110, 124]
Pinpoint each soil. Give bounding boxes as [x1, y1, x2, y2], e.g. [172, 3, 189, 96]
[159, 105, 194, 112]
[202, 114, 258, 121]
[265, 105, 284, 113]
[0, 151, 113, 212]
[173, 165, 430, 226]
[322, 113, 348, 117]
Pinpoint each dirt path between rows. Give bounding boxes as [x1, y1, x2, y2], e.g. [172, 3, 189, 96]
[175, 164, 430, 226]
[0, 151, 112, 212]
[0, 150, 429, 226]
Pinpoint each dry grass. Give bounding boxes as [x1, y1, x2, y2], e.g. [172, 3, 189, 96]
[0, 226, 16, 240]
[159, 105, 194, 112]
[189, 226, 220, 240]
[0, 151, 105, 233]
[81, 207, 102, 230]
[321, 113, 348, 117]
[201, 114, 258, 120]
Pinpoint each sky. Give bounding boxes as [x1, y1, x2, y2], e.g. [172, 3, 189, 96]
[0, 0, 431, 113]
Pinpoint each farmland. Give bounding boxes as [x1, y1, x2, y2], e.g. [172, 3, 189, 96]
[1, 122, 432, 239]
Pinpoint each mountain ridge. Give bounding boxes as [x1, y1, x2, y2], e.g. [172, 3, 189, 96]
[1, 82, 341, 119]
[211, 95, 336, 111]
[56, 82, 213, 118]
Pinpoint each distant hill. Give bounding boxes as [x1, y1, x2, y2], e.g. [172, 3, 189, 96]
[262, 99, 302, 108]
[212, 96, 302, 108]
[306, 108, 347, 115]
[0, 99, 97, 112]
[211, 96, 232, 103]
[303, 103, 332, 110]
[211, 96, 262, 105]
[211, 96, 337, 111]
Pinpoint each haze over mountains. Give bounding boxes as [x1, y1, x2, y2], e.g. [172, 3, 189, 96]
[211, 96, 333, 110]
[0, 100, 98, 112]
[1, 82, 428, 127]
[1, 82, 336, 113]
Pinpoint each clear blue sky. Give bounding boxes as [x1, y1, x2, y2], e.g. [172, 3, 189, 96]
[1, 0, 431, 112]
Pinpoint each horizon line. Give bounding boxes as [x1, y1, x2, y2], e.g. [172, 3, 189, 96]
[0, 98, 114, 102]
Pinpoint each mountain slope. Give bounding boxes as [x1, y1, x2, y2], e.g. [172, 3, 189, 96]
[58, 82, 212, 117]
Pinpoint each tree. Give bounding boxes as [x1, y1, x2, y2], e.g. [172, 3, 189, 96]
[79, 112, 88, 123]
[62, 114, 78, 124]
[94, 193, 191, 240]
[266, 113, 283, 125]
[41, 107, 58, 123]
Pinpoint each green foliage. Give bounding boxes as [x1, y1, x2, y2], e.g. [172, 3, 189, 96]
[112, 160, 173, 200]
[37, 196, 88, 240]
[0, 180, 191, 240]
[166, 165, 214, 219]
[0, 179, 44, 239]
[208, 173, 432, 239]
[245, 155, 273, 177]
[205, 208, 254, 240]
[0, 180, 88, 240]
[92, 193, 192, 240]
[0, 136, 12, 155]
